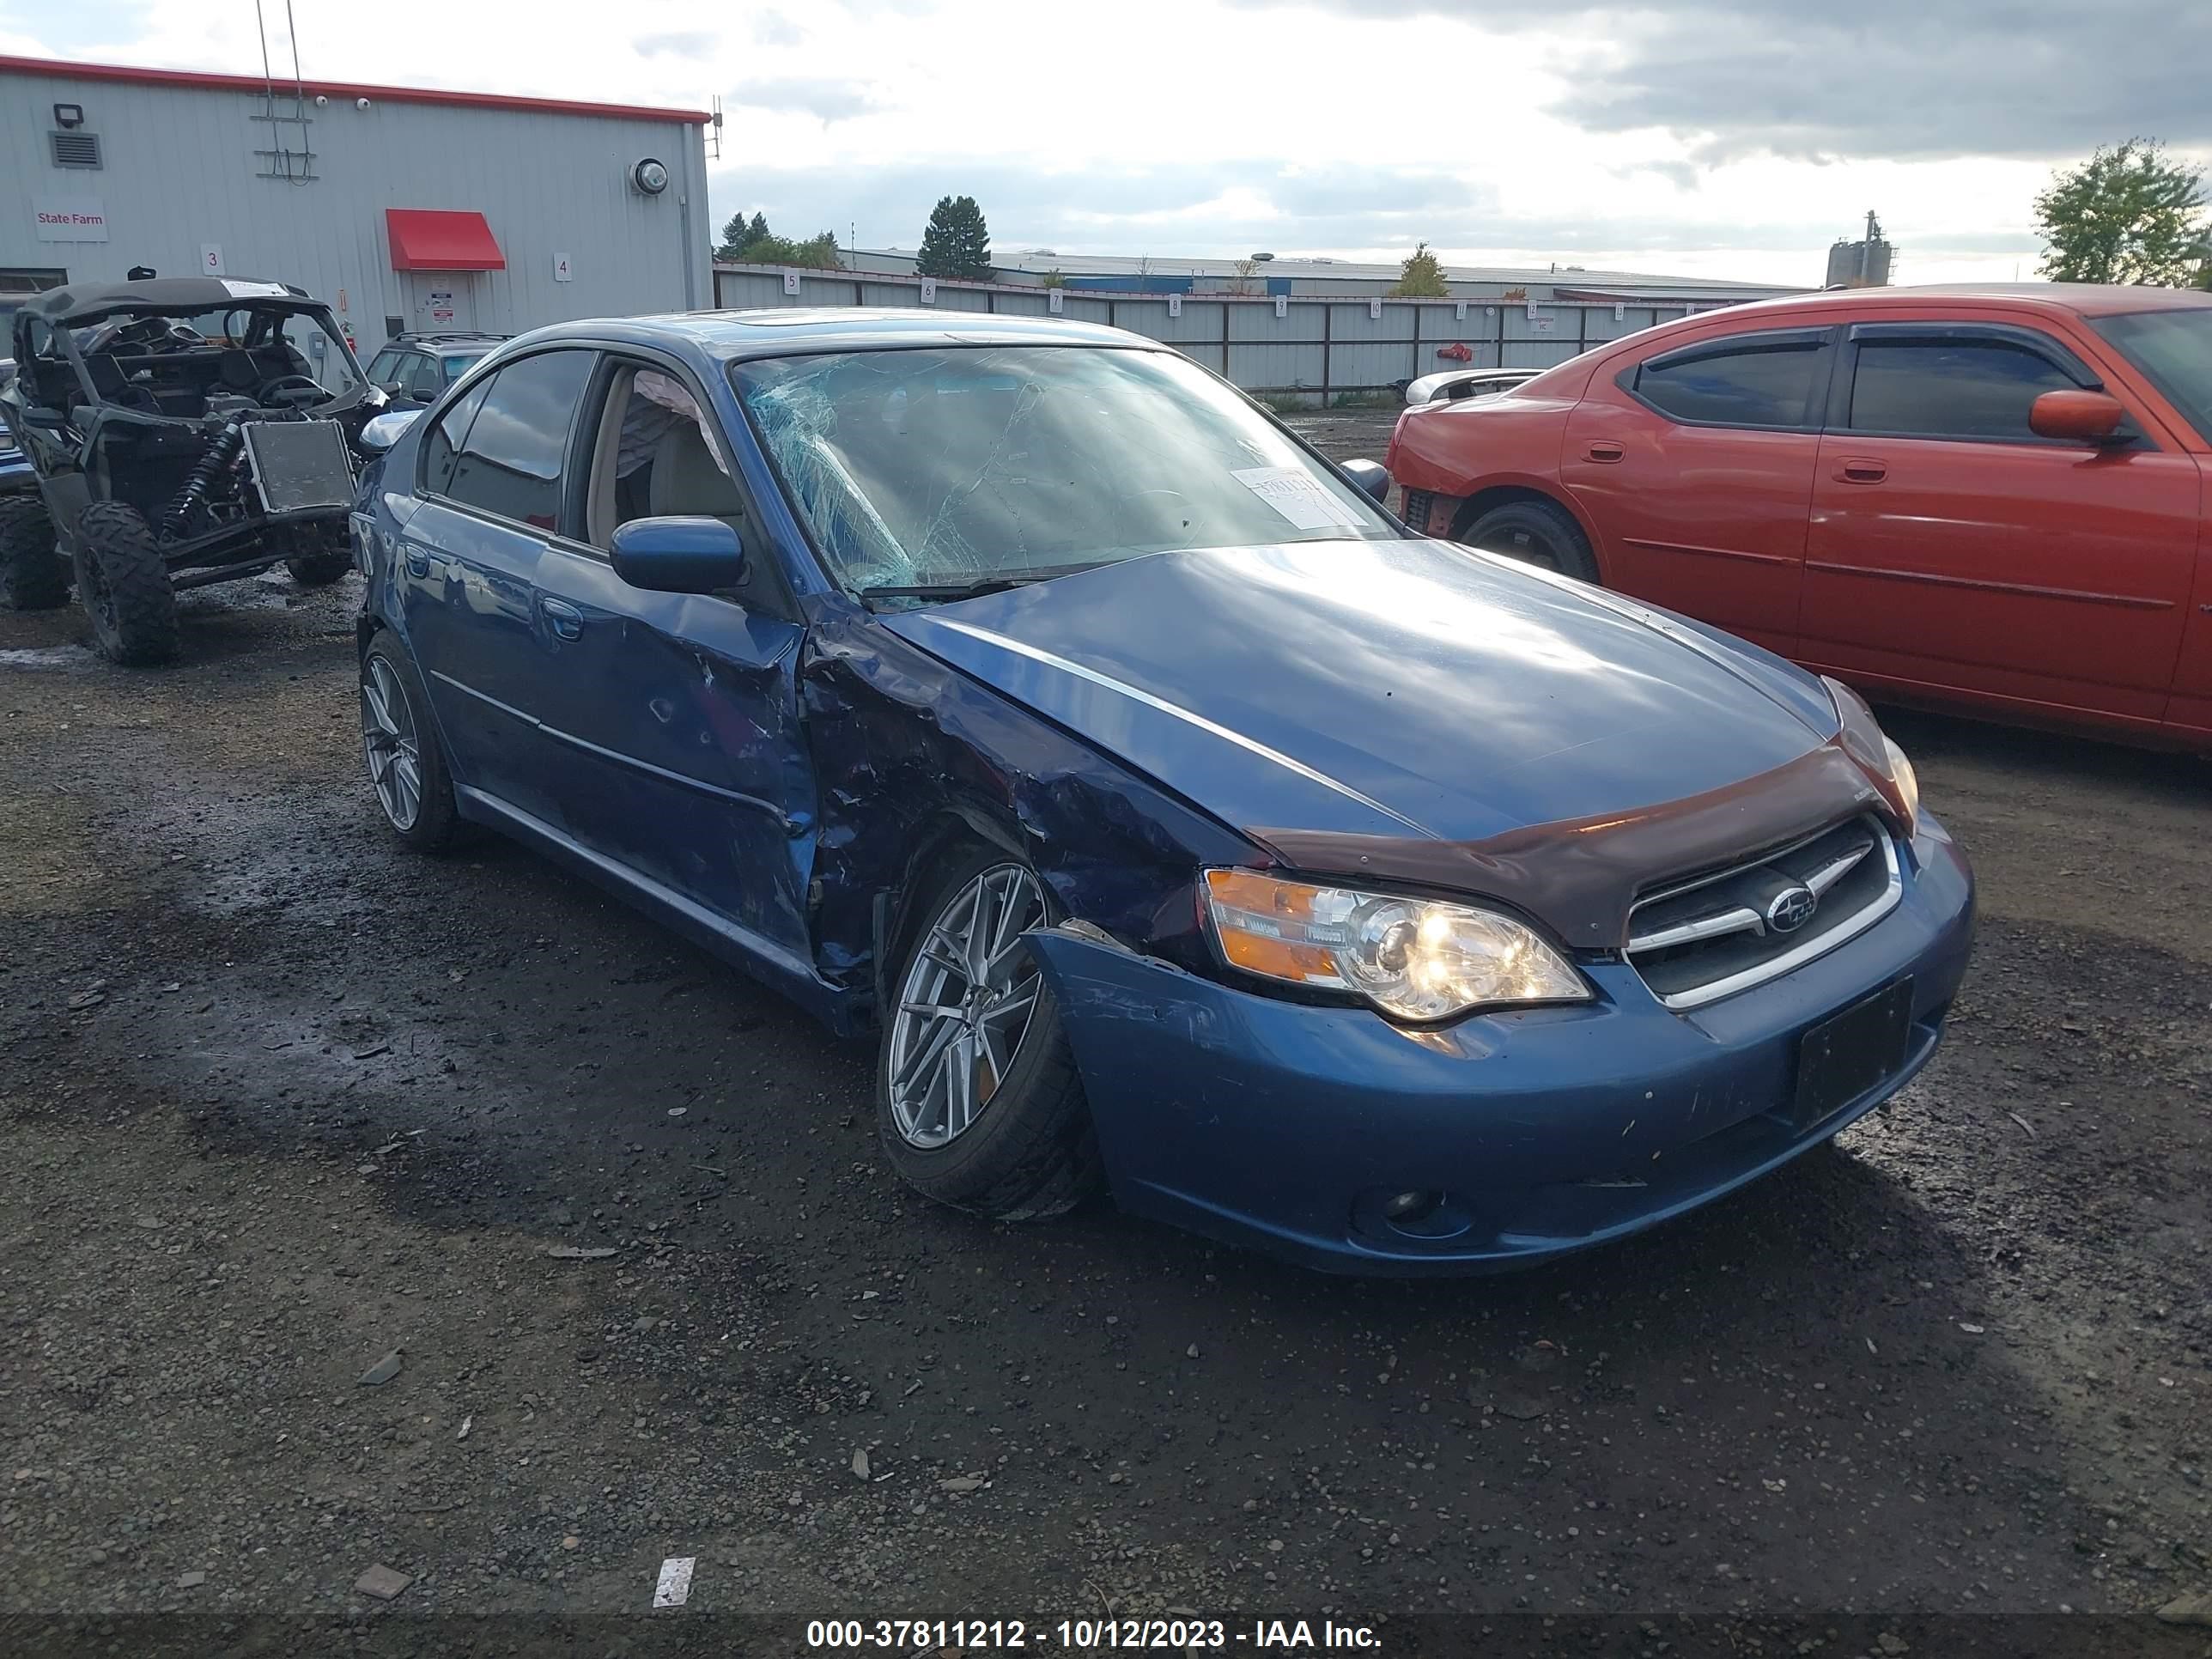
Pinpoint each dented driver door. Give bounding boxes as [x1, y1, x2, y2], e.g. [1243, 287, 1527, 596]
[521, 542, 818, 965]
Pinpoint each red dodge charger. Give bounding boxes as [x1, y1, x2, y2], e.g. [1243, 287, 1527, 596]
[1385, 284, 2212, 751]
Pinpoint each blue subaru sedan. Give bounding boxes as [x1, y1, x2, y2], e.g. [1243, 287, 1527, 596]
[349, 310, 1973, 1273]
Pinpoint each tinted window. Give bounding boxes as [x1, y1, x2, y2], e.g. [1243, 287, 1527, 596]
[422, 380, 490, 496]
[402, 354, 443, 399]
[1848, 338, 2076, 440]
[443, 349, 595, 530]
[366, 348, 401, 383]
[2093, 308, 2212, 443]
[441, 353, 484, 380]
[1636, 343, 1820, 427]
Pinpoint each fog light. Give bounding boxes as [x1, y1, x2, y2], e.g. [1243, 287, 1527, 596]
[1382, 1189, 1441, 1224]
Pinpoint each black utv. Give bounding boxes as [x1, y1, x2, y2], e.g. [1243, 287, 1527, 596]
[0, 277, 386, 664]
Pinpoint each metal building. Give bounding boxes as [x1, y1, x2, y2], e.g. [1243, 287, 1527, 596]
[1, 54, 712, 350]
[840, 246, 1802, 306]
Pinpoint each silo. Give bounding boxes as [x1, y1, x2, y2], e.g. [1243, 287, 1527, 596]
[1825, 212, 1893, 287]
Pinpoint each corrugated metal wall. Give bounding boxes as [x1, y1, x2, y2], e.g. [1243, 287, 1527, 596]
[3, 67, 710, 343]
[713, 266, 1694, 398]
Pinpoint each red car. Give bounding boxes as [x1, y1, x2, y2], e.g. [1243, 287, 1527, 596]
[1386, 284, 2212, 750]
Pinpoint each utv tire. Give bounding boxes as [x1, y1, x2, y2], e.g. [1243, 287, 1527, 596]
[360, 635, 462, 852]
[74, 502, 179, 665]
[1459, 498, 1600, 583]
[876, 846, 1103, 1223]
[285, 536, 354, 587]
[0, 496, 70, 611]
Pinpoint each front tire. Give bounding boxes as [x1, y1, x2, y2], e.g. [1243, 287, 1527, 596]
[0, 496, 70, 611]
[74, 501, 179, 665]
[877, 848, 1103, 1222]
[284, 525, 354, 587]
[360, 636, 460, 851]
[1458, 498, 1599, 583]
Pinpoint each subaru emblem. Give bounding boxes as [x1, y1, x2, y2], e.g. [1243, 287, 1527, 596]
[1765, 884, 1818, 934]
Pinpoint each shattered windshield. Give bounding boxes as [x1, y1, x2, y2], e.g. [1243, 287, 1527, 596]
[733, 345, 1395, 599]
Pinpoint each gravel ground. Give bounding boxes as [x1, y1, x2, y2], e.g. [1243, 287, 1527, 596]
[3, 442, 2209, 1655]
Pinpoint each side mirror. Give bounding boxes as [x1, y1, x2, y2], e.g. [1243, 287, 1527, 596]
[2030, 388, 2127, 445]
[1340, 458, 1391, 504]
[358, 408, 422, 455]
[611, 515, 745, 594]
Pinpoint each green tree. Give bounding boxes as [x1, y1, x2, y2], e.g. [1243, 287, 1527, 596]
[916, 194, 993, 281]
[1389, 241, 1449, 298]
[716, 211, 841, 269]
[2033, 139, 2210, 286]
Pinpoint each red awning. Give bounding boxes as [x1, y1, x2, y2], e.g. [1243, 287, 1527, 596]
[385, 209, 505, 271]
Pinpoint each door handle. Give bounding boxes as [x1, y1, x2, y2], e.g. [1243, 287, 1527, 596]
[403, 546, 431, 579]
[1584, 441, 1626, 463]
[1833, 458, 1887, 484]
[539, 597, 585, 641]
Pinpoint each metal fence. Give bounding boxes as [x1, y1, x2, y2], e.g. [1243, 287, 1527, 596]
[712, 264, 1709, 402]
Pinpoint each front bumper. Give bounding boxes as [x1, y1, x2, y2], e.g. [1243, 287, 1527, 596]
[1029, 817, 1974, 1275]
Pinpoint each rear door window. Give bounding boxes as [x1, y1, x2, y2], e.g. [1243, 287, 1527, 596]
[1846, 337, 2079, 441]
[440, 349, 597, 531]
[1632, 337, 1824, 428]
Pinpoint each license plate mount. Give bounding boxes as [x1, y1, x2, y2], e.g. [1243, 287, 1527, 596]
[1794, 977, 1913, 1133]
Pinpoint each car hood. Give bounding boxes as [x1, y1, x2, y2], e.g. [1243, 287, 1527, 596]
[878, 538, 1844, 852]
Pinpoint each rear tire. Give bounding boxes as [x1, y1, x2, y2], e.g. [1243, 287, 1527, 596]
[876, 847, 1103, 1222]
[0, 496, 70, 611]
[1459, 498, 1599, 583]
[360, 635, 461, 852]
[73, 502, 179, 665]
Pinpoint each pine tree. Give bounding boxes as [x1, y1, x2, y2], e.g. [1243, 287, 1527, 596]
[1389, 242, 1449, 298]
[916, 195, 994, 281]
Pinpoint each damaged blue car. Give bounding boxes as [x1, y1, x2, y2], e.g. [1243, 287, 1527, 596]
[349, 310, 1974, 1273]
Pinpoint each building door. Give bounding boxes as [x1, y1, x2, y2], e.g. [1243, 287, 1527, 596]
[407, 272, 477, 333]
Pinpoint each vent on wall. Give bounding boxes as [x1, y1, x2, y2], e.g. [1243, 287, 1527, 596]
[50, 131, 102, 168]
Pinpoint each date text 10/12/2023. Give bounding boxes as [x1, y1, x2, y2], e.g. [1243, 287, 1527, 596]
[804, 1618, 1383, 1650]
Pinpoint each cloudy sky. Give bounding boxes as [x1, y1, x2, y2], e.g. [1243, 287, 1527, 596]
[6, 0, 2207, 285]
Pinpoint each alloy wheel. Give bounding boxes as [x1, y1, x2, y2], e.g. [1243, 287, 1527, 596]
[886, 864, 1048, 1150]
[360, 656, 423, 831]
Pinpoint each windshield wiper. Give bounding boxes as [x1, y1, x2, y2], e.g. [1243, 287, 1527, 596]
[857, 564, 1107, 604]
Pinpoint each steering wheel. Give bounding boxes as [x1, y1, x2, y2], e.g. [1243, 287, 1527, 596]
[258, 374, 326, 405]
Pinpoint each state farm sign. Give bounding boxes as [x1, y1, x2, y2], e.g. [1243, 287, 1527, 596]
[35, 199, 109, 242]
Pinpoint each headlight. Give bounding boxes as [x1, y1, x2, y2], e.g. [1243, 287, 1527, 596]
[1203, 868, 1589, 1021]
[1823, 675, 1918, 835]
[1883, 735, 1920, 833]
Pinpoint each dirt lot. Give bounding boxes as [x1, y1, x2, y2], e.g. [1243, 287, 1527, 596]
[3, 433, 2209, 1656]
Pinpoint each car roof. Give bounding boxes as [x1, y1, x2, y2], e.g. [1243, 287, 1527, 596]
[27, 276, 319, 325]
[1680, 282, 2212, 325]
[523, 307, 1143, 363]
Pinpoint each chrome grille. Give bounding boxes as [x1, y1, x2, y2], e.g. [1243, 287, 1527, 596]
[1626, 816, 1900, 1010]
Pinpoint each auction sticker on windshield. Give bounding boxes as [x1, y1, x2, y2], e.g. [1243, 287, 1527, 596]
[1231, 465, 1365, 532]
